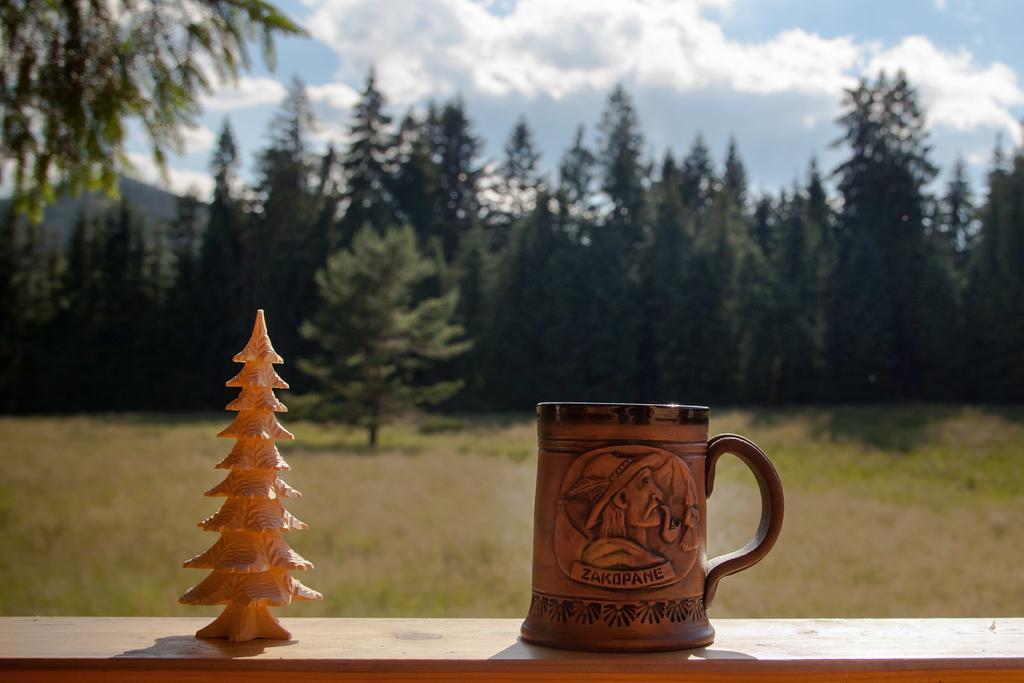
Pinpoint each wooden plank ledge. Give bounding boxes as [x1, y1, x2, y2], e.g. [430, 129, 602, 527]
[1, 617, 1022, 682]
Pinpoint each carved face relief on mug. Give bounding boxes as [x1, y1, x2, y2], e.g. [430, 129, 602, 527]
[554, 445, 700, 590]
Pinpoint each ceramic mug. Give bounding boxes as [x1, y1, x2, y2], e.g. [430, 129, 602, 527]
[520, 402, 784, 651]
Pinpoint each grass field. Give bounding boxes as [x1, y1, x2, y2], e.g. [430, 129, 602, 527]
[1, 406, 1022, 619]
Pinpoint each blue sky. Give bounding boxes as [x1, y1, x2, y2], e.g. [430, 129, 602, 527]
[131, 0, 1024, 201]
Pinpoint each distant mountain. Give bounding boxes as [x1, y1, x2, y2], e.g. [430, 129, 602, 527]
[1, 176, 199, 248]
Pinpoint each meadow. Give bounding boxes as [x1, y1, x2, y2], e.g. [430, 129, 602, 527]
[1, 406, 1022, 619]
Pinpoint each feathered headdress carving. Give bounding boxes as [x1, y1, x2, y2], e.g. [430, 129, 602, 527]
[566, 475, 608, 501]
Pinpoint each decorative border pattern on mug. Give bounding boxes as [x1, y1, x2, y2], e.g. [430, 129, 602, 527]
[528, 590, 706, 628]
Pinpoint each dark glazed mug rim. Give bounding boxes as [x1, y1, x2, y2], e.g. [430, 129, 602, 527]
[537, 402, 710, 425]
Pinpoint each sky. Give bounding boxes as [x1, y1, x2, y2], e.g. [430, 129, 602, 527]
[129, 0, 1024, 201]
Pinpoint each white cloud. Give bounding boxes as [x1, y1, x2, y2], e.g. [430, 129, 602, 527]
[304, 0, 862, 104]
[179, 124, 216, 154]
[305, 84, 358, 148]
[126, 152, 214, 199]
[308, 119, 351, 149]
[308, 82, 360, 110]
[201, 76, 288, 111]
[699, 28, 861, 96]
[966, 150, 989, 166]
[867, 36, 1024, 145]
[302, 0, 1021, 146]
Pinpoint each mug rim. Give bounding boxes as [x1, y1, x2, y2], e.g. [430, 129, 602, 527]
[537, 402, 710, 425]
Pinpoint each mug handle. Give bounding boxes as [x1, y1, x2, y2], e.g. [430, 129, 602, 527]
[703, 433, 784, 608]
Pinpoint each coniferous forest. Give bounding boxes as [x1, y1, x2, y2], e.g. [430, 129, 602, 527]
[2, 70, 1023, 415]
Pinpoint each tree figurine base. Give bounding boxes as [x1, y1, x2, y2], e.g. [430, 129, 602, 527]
[195, 603, 292, 643]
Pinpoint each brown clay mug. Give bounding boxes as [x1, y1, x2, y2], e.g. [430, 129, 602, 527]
[520, 402, 784, 651]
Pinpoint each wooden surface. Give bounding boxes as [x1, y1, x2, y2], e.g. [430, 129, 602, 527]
[1, 617, 1023, 682]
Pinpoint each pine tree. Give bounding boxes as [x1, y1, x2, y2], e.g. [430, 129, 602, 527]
[577, 208, 643, 399]
[916, 233, 963, 398]
[723, 135, 748, 210]
[204, 120, 245, 285]
[751, 195, 776, 256]
[772, 189, 820, 401]
[0, 213, 18, 407]
[683, 190, 741, 402]
[596, 84, 646, 245]
[483, 196, 565, 407]
[828, 71, 938, 398]
[169, 194, 204, 276]
[735, 239, 783, 401]
[805, 158, 831, 235]
[451, 221, 493, 403]
[804, 157, 834, 279]
[158, 192, 206, 404]
[250, 77, 317, 309]
[165, 193, 204, 316]
[643, 151, 692, 400]
[587, 85, 647, 395]
[51, 211, 102, 408]
[180, 310, 321, 642]
[803, 158, 835, 400]
[498, 116, 545, 225]
[197, 120, 250, 405]
[680, 134, 716, 225]
[0, 213, 63, 410]
[338, 69, 398, 242]
[85, 201, 161, 408]
[250, 77, 329, 381]
[1, 0, 303, 221]
[433, 99, 483, 259]
[312, 142, 343, 259]
[557, 125, 598, 241]
[300, 225, 470, 446]
[391, 109, 441, 244]
[657, 151, 681, 190]
[938, 156, 975, 272]
[963, 143, 1024, 400]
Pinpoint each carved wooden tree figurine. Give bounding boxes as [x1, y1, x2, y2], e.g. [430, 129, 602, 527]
[180, 309, 321, 642]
